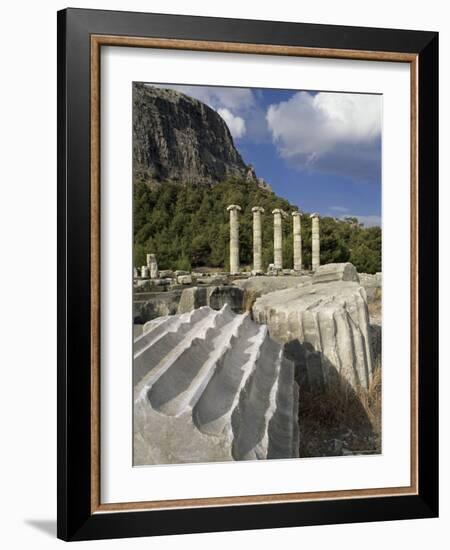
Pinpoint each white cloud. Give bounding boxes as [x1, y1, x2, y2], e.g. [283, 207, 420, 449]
[217, 108, 246, 139]
[266, 92, 382, 181]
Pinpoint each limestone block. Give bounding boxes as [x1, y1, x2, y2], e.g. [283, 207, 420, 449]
[312, 262, 360, 284]
[355, 272, 382, 304]
[233, 275, 311, 297]
[177, 285, 244, 314]
[177, 274, 193, 285]
[133, 278, 170, 292]
[252, 281, 374, 391]
[177, 287, 208, 313]
[133, 305, 299, 465]
[159, 269, 174, 279]
[207, 285, 244, 312]
[147, 254, 159, 279]
[133, 290, 183, 324]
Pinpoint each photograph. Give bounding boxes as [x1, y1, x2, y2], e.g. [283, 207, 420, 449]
[51, 4, 438, 543]
[132, 82, 383, 466]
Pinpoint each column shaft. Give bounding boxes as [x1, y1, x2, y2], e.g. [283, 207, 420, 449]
[292, 213, 302, 271]
[252, 207, 264, 272]
[273, 209, 283, 269]
[311, 215, 320, 271]
[227, 205, 241, 274]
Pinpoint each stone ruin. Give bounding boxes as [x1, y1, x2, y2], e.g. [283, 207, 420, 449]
[132, 205, 382, 463]
[134, 203, 322, 281]
[253, 263, 374, 393]
[134, 305, 299, 465]
[224, 204, 321, 275]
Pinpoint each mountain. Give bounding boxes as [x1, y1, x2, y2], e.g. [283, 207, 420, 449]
[133, 83, 269, 190]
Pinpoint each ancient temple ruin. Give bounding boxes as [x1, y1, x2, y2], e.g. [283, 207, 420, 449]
[228, 204, 320, 274]
[136, 206, 321, 280]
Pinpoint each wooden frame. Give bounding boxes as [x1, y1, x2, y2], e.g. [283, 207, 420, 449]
[58, 8, 438, 541]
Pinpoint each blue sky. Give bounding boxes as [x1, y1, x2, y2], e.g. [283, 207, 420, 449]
[147, 84, 382, 227]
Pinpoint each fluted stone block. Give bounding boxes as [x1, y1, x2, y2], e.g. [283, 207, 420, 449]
[133, 305, 299, 465]
[252, 278, 374, 392]
[312, 262, 359, 284]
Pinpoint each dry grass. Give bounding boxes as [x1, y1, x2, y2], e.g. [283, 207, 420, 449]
[298, 366, 382, 457]
[357, 366, 382, 448]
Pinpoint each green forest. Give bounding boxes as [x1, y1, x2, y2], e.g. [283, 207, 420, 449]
[134, 178, 382, 274]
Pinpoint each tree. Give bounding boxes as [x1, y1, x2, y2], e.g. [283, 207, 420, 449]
[133, 178, 382, 273]
[190, 234, 211, 266]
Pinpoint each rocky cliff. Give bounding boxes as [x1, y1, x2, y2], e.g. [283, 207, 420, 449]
[133, 83, 269, 188]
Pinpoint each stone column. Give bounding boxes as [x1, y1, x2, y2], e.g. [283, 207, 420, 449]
[272, 209, 283, 269]
[252, 206, 264, 273]
[311, 213, 320, 271]
[141, 265, 149, 279]
[147, 253, 159, 279]
[227, 204, 242, 274]
[291, 211, 302, 271]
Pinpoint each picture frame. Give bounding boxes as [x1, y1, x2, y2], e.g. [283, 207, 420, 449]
[57, 7, 438, 541]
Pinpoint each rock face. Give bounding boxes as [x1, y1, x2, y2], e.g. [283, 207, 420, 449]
[133, 305, 299, 465]
[133, 84, 266, 188]
[252, 278, 374, 392]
